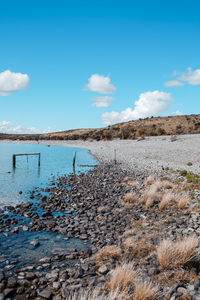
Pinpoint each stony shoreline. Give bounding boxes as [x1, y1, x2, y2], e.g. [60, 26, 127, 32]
[1, 139, 200, 299]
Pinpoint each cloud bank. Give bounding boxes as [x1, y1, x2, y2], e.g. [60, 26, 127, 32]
[85, 74, 116, 94]
[92, 96, 113, 107]
[0, 70, 29, 96]
[0, 121, 51, 134]
[102, 90, 173, 125]
[165, 67, 200, 87]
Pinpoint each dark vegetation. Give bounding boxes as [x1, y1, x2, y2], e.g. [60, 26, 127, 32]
[1, 114, 200, 141]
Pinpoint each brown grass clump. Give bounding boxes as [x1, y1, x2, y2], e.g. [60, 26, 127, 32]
[123, 237, 154, 258]
[145, 175, 154, 186]
[159, 192, 174, 210]
[108, 263, 138, 291]
[157, 235, 199, 270]
[123, 192, 138, 203]
[121, 177, 137, 187]
[161, 180, 174, 190]
[142, 182, 163, 208]
[95, 245, 122, 266]
[178, 195, 189, 209]
[133, 280, 160, 300]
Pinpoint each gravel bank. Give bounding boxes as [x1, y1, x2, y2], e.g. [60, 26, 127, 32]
[3, 134, 200, 174]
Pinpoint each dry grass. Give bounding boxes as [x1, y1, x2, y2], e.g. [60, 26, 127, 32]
[145, 175, 155, 186]
[157, 235, 199, 270]
[161, 180, 174, 189]
[123, 192, 138, 203]
[123, 237, 154, 258]
[108, 263, 138, 291]
[121, 177, 137, 187]
[159, 192, 174, 210]
[153, 268, 197, 287]
[68, 288, 128, 300]
[142, 182, 163, 208]
[95, 245, 122, 266]
[178, 195, 189, 209]
[133, 280, 160, 300]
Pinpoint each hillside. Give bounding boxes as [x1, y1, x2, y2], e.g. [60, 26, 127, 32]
[1, 114, 200, 141]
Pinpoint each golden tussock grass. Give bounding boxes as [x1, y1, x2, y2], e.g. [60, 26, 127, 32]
[95, 245, 122, 266]
[133, 280, 160, 300]
[144, 175, 155, 186]
[159, 192, 174, 210]
[123, 192, 138, 203]
[108, 263, 138, 291]
[178, 195, 189, 209]
[157, 235, 199, 270]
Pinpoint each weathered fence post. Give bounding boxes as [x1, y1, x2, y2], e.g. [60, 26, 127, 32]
[13, 154, 16, 168]
[114, 149, 117, 164]
[73, 152, 76, 176]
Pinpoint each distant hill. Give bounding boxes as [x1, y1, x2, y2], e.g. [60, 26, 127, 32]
[1, 114, 200, 141]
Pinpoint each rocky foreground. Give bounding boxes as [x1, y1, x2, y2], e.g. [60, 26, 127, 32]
[0, 163, 200, 299]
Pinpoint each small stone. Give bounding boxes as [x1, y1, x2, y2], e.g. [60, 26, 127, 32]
[98, 265, 108, 275]
[39, 257, 51, 263]
[194, 278, 200, 290]
[7, 277, 17, 288]
[38, 289, 52, 299]
[53, 281, 61, 290]
[0, 272, 4, 282]
[0, 293, 4, 300]
[30, 240, 40, 247]
[22, 226, 29, 232]
[3, 288, 14, 298]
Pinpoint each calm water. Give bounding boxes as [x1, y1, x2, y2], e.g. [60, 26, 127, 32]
[0, 142, 97, 207]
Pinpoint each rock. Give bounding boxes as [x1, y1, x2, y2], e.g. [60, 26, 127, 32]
[194, 278, 200, 290]
[38, 289, 52, 299]
[22, 226, 29, 232]
[3, 288, 14, 298]
[7, 277, 17, 288]
[98, 265, 108, 275]
[0, 293, 4, 300]
[0, 272, 4, 282]
[53, 281, 61, 290]
[30, 240, 40, 247]
[39, 257, 51, 263]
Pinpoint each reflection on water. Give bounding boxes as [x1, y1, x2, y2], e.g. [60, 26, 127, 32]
[0, 142, 97, 207]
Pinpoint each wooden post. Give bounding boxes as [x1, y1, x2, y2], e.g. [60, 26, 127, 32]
[73, 152, 76, 176]
[73, 152, 76, 168]
[13, 154, 16, 168]
[38, 153, 40, 167]
[114, 149, 117, 164]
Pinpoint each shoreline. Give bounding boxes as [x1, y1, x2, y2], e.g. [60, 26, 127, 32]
[1, 133, 200, 175]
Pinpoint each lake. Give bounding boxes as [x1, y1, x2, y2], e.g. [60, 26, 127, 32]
[0, 142, 97, 207]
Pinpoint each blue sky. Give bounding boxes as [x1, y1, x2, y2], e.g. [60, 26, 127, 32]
[0, 0, 200, 133]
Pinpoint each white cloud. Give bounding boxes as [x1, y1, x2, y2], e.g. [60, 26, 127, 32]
[85, 74, 116, 94]
[101, 90, 173, 125]
[164, 80, 184, 87]
[0, 70, 29, 96]
[180, 67, 200, 85]
[0, 120, 51, 134]
[172, 110, 182, 116]
[92, 96, 113, 108]
[165, 67, 200, 87]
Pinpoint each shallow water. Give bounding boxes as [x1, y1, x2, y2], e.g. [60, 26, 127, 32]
[0, 142, 97, 207]
[0, 231, 89, 270]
